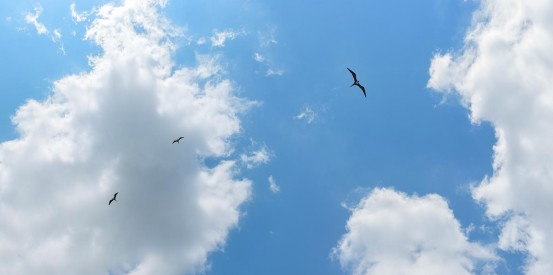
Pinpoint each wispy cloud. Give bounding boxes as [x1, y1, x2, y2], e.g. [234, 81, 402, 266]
[70, 3, 91, 23]
[294, 107, 317, 124]
[24, 4, 48, 35]
[240, 144, 271, 169]
[51, 29, 65, 55]
[210, 29, 245, 47]
[253, 52, 265, 62]
[23, 4, 65, 54]
[268, 175, 280, 193]
[258, 26, 278, 47]
[197, 36, 207, 45]
[266, 68, 284, 76]
[255, 26, 283, 77]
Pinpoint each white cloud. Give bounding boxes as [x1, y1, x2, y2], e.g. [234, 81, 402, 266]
[0, 1, 254, 274]
[268, 175, 280, 193]
[51, 29, 65, 54]
[428, 1, 553, 273]
[294, 106, 317, 124]
[52, 29, 61, 40]
[266, 68, 284, 76]
[253, 52, 265, 62]
[210, 29, 244, 47]
[258, 26, 278, 47]
[70, 3, 91, 23]
[334, 188, 496, 275]
[197, 36, 207, 45]
[254, 27, 283, 77]
[23, 5, 65, 54]
[240, 145, 271, 169]
[24, 4, 48, 35]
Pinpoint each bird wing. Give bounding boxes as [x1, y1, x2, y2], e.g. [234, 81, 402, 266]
[114, 192, 118, 199]
[109, 199, 113, 205]
[357, 84, 366, 97]
[347, 67, 358, 82]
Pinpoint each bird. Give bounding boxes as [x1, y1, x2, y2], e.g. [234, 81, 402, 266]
[109, 192, 118, 205]
[172, 137, 184, 144]
[347, 67, 366, 97]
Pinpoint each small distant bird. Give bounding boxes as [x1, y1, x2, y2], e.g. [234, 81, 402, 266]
[172, 137, 184, 144]
[347, 67, 366, 97]
[109, 192, 118, 205]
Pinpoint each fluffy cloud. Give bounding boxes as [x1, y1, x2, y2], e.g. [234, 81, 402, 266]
[0, 0, 254, 274]
[428, 1, 553, 273]
[334, 188, 496, 275]
[25, 4, 48, 35]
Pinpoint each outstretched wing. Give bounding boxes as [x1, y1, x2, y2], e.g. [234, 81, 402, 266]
[357, 84, 366, 97]
[347, 67, 358, 82]
[173, 137, 184, 144]
[109, 198, 114, 205]
[114, 192, 118, 199]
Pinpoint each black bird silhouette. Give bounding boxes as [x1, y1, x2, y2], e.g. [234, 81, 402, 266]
[109, 192, 118, 205]
[347, 67, 366, 97]
[172, 137, 184, 144]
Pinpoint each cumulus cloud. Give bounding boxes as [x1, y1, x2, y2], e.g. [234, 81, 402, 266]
[268, 175, 280, 193]
[240, 144, 271, 169]
[294, 106, 317, 124]
[428, 1, 553, 273]
[0, 1, 254, 274]
[334, 188, 496, 275]
[210, 29, 244, 47]
[24, 4, 48, 35]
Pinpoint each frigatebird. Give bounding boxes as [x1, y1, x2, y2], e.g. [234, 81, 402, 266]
[109, 192, 118, 205]
[347, 67, 366, 97]
[172, 137, 184, 144]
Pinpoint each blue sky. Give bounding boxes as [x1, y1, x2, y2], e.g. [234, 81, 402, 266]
[2, 0, 552, 274]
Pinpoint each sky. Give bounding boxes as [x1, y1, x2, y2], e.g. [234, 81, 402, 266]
[0, 0, 552, 274]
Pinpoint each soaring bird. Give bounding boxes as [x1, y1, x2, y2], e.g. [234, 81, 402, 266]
[347, 67, 366, 97]
[172, 137, 184, 144]
[109, 192, 118, 205]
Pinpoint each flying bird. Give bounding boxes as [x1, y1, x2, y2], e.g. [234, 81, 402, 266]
[172, 137, 184, 144]
[109, 192, 118, 205]
[347, 67, 366, 97]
